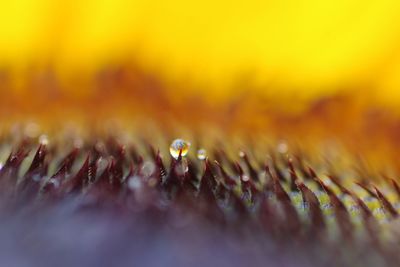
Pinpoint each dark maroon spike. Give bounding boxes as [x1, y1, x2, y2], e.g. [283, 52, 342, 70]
[328, 174, 352, 195]
[97, 161, 112, 184]
[136, 155, 144, 168]
[105, 137, 120, 156]
[215, 160, 237, 188]
[349, 191, 373, 219]
[154, 151, 167, 182]
[297, 182, 325, 231]
[293, 153, 311, 180]
[259, 195, 275, 233]
[25, 144, 47, 176]
[349, 191, 381, 246]
[353, 156, 373, 184]
[307, 166, 324, 191]
[0, 144, 30, 179]
[271, 171, 301, 234]
[212, 149, 225, 166]
[124, 161, 135, 181]
[237, 161, 258, 202]
[234, 162, 244, 177]
[182, 175, 197, 194]
[214, 148, 237, 175]
[264, 163, 275, 192]
[87, 157, 98, 184]
[110, 158, 123, 186]
[110, 145, 125, 183]
[87, 160, 118, 197]
[128, 144, 142, 164]
[240, 177, 258, 203]
[205, 160, 218, 188]
[195, 187, 225, 225]
[52, 148, 79, 179]
[316, 177, 353, 238]
[355, 181, 378, 198]
[373, 186, 399, 218]
[92, 141, 107, 158]
[147, 143, 158, 161]
[198, 160, 218, 196]
[18, 144, 48, 193]
[61, 155, 90, 194]
[240, 152, 259, 182]
[215, 183, 228, 201]
[186, 158, 199, 183]
[164, 157, 183, 190]
[389, 178, 400, 199]
[270, 152, 286, 182]
[288, 158, 299, 192]
[197, 164, 226, 221]
[177, 148, 183, 161]
[230, 191, 248, 216]
[43, 148, 80, 194]
[234, 162, 255, 197]
[179, 159, 196, 193]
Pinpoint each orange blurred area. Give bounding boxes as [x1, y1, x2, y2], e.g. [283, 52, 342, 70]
[0, 0, 400, 172]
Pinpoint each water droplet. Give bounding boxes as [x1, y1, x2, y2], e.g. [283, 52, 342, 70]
[197, 149, 207, 160]
[169, 139, 191, 159]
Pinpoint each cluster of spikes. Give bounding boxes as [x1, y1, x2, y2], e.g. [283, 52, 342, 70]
[2, 136, 400, 266]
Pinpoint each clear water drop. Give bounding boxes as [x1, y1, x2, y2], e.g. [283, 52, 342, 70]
[197, 149, 207, 160]
[169, 138, 190, 159]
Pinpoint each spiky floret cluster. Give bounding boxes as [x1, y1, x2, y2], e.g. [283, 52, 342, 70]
[1, 135, 400, 267]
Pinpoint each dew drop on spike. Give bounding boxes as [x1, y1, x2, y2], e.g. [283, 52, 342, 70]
[197, 149, 207, 160]
[169, 139, 191, 159]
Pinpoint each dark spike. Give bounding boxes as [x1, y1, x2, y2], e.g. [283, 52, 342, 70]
[270, 152, 286, 182]
[297, 182, 325, 231]
[0, 143, 30, 180]
[18, 144, 48, 194]
[199, 160, 217, 196]
[373, 186, 399, 218]
[389, 178, 400, 199]
[288, 157, 299, 192]
[52, 148, 79, 180]
[316, 177, 353, 238]
[25, 144, 47, 176]
[355, 181, 378, 198]
[308, 166, 324, 191]
[271, 170, 301, 234]
[62, 155, 90, 194]
[240, 152, 259, 182]
[328, 174, 351, 195]
[215, 160, 237, 188]
[154, 150, 167, 182]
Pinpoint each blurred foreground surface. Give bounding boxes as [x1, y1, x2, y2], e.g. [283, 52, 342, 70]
[0, 131, 398, 267]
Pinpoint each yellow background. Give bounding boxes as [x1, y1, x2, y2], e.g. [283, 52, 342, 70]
[0, 0, 400, 103]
